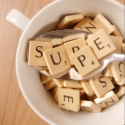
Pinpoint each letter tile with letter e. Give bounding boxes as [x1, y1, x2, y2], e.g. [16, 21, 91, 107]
[80, 100, 101, 113]
[116, 85, 125, 98]
[87, 29, 116, 59]
[58, 14, 84, 29]
[81, 81, 94, 94]
[58, 88, 80, 112]
[94, 91, 119, 109]
[94, 13, 115, 34]
[74, 17, 101, 34]
[64, 37, 87, 64]
[28, 41, 52, 66]
[43, 45, 71, 77]
[89, 73, 114, 97]
[70, 46, 100, 76]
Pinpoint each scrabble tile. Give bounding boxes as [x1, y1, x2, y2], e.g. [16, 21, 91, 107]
[89, 73, 114, 97]
[81, 81, 94, 94]
[52, 79, 64, 87]
[45, 80, 57, 90]
[51, 38, 63, 47]
[27, 47, 29, 61]
[87, 34, 93, 40]
[116, 77, 125, 86]
[112, 25, 123, 37]
[43, 45, 71, 77]
[52, 87, 58, 96]
[70, 46, 100, 76]
[87, 92, 97, 102]
[40, 70, 50, 76]
[94, 91, 119, 109]
[63, 33, 87, 43]
[64, 37, 87, 64]
[94, 13, 115, 34]
[80, 89, 85, 96]
[122, 43, 125, 54]
[80, 100, 101, 113]
[74, 17, 101, 34]
[58, 88, 80, 112]
[64, 81, 82, 89]
[103, 65, 113, 77]
[116, 85, 125, 98]
[110, 61, 125, 82]
[34, 66, 48, 71]
[35, 37, 51, 42]
[58, 14, 84, 29]
[41, 74, 52, 84]
[54, 88, 59, 103]
[87, 29, 116, 59]
[28, 41, 52, 66]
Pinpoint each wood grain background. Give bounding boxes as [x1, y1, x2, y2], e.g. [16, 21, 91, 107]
[0, 0, 124, 125]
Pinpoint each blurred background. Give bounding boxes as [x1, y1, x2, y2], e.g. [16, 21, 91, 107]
[0, 0, 124, 125]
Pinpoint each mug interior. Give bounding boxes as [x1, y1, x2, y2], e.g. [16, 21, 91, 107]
[16, 0, 124, 125]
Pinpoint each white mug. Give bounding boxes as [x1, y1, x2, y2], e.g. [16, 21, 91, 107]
[6, 0, 124, 125]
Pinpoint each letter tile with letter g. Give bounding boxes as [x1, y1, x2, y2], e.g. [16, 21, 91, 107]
[94, 91, 119, 109]
[58, 88, 80, 112]
[87, 29, 116, 59]
[43, 45, 71, 77]
[70, 46, 100, 76]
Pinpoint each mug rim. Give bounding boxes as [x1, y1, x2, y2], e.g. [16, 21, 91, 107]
[16, 0, 124, 124]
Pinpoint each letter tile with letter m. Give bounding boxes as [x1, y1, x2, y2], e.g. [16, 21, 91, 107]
[43, 45, 71, 77]
[70, 46, 100, 76]
[58, 88, 80, 112]
[87, 29, 116, 59]
[94, 91, 119, 109]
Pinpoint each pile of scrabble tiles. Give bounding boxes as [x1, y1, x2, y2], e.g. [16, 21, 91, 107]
[27, 13, 125, 113]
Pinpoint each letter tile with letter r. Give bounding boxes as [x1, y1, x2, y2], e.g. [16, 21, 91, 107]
[70, 46, 100, 76]
[94, 91, 119, 109]
[89, 73, 114, 98]
[74, 17, 101, 34]
[43, 45, 71, 77]
[28, 41, 52, 66]
[87, 29, 116, 59]
[80, 100, 101, 113]
[58, 88, 80, 112]
[64, 37, 87, 65]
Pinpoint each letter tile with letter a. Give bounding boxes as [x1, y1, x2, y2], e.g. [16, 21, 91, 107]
[94, 91, 119, 109]
[87, 29, 116, 59]
[89, 73, 114, 97]
[74, 17, 101, 34]
[58, 88, 80, 112]
[64, 37, 87, 65]
[43, 45, 71, 77]
[80, 100, 101, 113]
[70, 46, 100, 76]
[58, 14, 84, 29]
[28, 41, 52, 66]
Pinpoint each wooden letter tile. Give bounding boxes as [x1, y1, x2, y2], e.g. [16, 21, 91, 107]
[116, 77, 125, 86]
[58, 88, 80, 112]
[70, 46, 100, 76]
[63, 33, 87, 43]
[52, 87, 58, 96]
[80, 100, 101, 113]
[112, 25, 123, 37]
[51, 38, 63, 47]
[58, 14, 84, 29]
[41, 74, 52, 84]
[43, 45, 71, 77]
[89, 73, 114, 97]
[122, 43, 125, 54]
[54, 89, 59, 103]
[94, 91, 119, 109]
[64, 37, 87, 64]
[28, 41, 52, 66]
[94, 13, 115, 34]
[103, 65, 113, 77]
[64, 81, 82, 89]
[116, 85, 125, 98]
[81, 81, 94, 94]
[87, 29, 116, 59]
[45, 80, 57, 90]
[74, 17, 101, 34]
[87, 92, 97, 102]
[52, 79, 64, 87]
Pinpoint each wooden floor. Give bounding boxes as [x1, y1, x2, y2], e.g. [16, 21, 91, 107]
[0, 0, 124, 125]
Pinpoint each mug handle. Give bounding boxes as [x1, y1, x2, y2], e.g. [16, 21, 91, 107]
[6, 9, 30, 31]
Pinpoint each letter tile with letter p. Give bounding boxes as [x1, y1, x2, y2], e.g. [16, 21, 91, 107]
[87, 29, 116, 59]
[58, 88, 80, 112]
[43, 45, 71, 77]
[70, 46, 100, 76]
